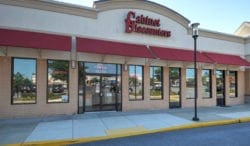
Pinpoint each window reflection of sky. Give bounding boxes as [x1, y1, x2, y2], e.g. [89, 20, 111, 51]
[186, 68, 194, 78]
[150, 67, 161, 78]
[216, 70, 223, 78]
[14, 58, 36, 79]
[129, 65, 142, 79]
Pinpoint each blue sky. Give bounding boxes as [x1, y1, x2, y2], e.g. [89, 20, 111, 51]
[55, 0, 250, 34]
[14, 58, 36, 79]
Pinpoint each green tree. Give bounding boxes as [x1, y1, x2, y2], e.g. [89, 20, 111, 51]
[170, 68, 179, 79]
[13, 72, 25, 98]
[170, 68, 180, 85]
[154, 67, 162, 81]
[49, 60, 68, 81]
[129, 76, 138, 86]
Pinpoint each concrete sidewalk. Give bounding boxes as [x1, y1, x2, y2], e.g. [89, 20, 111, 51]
[1, 104, 250, 145]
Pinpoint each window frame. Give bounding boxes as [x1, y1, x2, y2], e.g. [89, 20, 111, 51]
[229, 71, 238, 98]
[202, 69, 212, 99]
[46, 59, 70, 104]
[149, 66, 163, 100]
[128, 65, 144, 101]
[11, 57, 37, 105]
[169, 67, 182, 108]
[186, 68, 195, 99]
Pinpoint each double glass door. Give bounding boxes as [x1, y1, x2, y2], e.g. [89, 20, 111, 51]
[85, 75, 120, 111]
[78, 62, 121, 113]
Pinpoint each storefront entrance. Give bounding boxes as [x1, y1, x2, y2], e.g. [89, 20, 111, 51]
[216, 70, 225, 106]
[78, 62, 121, 113]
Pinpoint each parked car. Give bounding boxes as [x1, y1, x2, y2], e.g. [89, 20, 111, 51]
[21, 85, 36, 93]
[52, 84, 64, 93]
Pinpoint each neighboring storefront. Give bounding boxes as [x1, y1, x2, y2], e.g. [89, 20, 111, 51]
[0, 0, 250, 118]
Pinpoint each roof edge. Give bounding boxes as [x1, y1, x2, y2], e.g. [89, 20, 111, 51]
[245, 37, 250, 44]
[187, 28, 245, 44]
[234, 21, 250, 35]
[94, 0, 190, 29]
[0, 0, 97, 19]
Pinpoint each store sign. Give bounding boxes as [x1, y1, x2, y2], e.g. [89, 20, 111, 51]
[125, 11, 171, 37]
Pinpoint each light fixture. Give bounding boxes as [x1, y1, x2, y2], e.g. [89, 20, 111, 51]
[191, 23, 200, 37]
[124, 64, 128, 71]
[71, 60, 76, 69]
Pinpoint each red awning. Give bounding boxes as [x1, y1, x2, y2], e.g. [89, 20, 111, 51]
[0, 29, 71, 51]
[204, 52, 250, 66]
[151, 46, 213, 63]
[76, 37, 154, 58]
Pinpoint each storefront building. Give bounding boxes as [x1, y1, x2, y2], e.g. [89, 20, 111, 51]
[0, 0, 250, 118]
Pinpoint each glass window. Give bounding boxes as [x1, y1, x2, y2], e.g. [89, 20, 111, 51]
[150, 66, 163, 100]
[216, 70, 225, 98]
[186, 68, 195, 98]
[12, 58, 36, 104]
[129, 65, 143, 100]
[47, 60, 69, 103]
[169, 67, 181, 108]
[85, 62, 120, 74]
[229, 71, 237, 97]
[202, 70, 212, 98]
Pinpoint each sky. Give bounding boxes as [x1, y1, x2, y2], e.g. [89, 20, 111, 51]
[14, 58, 36, 79]
[54, 0, 250, 34]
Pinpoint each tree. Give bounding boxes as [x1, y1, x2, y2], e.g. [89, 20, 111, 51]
[13, 72, 25, 98]
[129, 76, 138, 86]
[49, 60, 68, 81]
[154, 67, 162, 81]
[170, 68, 180, 86]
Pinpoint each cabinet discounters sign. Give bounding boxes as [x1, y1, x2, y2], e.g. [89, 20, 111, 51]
[125, 11, 171, 37]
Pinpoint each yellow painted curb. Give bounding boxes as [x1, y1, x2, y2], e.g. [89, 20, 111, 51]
[106, 126, 148, 136]
[239, 117, 250, 123]
[199, 119, 239, 127]
[5, 118, 241, 146]
[149, 119, 239, 134]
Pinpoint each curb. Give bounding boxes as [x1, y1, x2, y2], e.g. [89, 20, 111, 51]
[5, 118, 247, 146]
[239, 117, 250, 123]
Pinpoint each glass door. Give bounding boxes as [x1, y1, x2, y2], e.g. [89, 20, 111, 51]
[101, 76, 120, 111]
[78, 62, 122, 112]
[84, 75, 121, 111]
[169, 68, 181, 108]
[85, 75, 101, 111]
[216, 70, 225, 106]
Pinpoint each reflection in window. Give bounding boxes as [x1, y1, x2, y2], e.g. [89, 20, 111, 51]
[12, 58, 36, 104]
[150, 66, 163, 100]
[202, 70, 212, 98]
[85, 62, 121, 74]
[229, 71, 237, 97]
[129, 65, 143, 100]
[169, 68, 181, 108]
[186, 68, 195, 98]
[216, 70, 225, 98]
[47, 60, 69, 103]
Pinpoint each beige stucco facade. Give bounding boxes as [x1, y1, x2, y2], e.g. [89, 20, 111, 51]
[0, 0, 250, 118]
